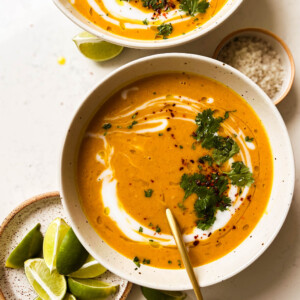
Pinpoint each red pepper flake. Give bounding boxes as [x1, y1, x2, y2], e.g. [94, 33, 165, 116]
[194, 235, 198, 239]
[171, 112, 175, 118]
[232, 226, 236, 230]
[193, 240, 199, 246]
[247, 195, 252, 201]
[172, 103, 176, 107]
[190, 160, 195, 164]
[179, 167, 184, 171]
[167, 127, 171, 131]
[144, 117, 147, 120]
[171, 134, 175, 139]
[174, 144, 178, 147]
[151, 179, 154, 183]
[208, 232, 212, 237]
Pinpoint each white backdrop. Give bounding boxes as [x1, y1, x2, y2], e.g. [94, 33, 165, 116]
[0, 0, 299, 299]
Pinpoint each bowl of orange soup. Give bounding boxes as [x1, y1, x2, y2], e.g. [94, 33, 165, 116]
[53, 0, 244, 49]
[60, 53, 294, 289]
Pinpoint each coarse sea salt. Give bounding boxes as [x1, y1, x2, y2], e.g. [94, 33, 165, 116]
[217, 36, 285, 100]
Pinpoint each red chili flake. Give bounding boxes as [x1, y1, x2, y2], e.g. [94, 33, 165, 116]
[190, 160, 194, 163]
[171, 134, 175, 139]
[179, 167, 184, 171]
[232, 226, 236, 230]
[167, 127, 171, 131]
[151, 180, 154, 183]
[175, 144, 178, 147]
[144, 117, 148, 120]
[172, 103, 176, 107]
[208, 232, 212, 237]
[193, 240, 199, 246]
[171, 112, 175, 118]
[194, 235, 198, 239]
[247, 195, 252, 201]
[144, 218, 147, 220]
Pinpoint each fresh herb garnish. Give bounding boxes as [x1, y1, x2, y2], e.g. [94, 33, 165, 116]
[132, 113, 138, 119]
[155, 225, 161, 233]
[142, 258, 151, 264]
[193, 109, 239, 165]
[199, 155, 213, 166]
[127, 120, 138, 129]
[144, 189, 153, 197]
[138, 226, 143, 233]
[180, 0, 210, 16]
[102, 123, 112, 130]
[158, 133, 163, 136]
[168, 260, 172, 264]
[133, 256, 140, 268]
[225, 162, 254, 187]
[157, 23, 173, 39]
[143, 18, 149, 25]
[142, 0, 167, 10]
[245, 136, 254, 142]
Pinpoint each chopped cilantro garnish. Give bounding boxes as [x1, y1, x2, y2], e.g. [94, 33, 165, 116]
[102, 123, 112, 130]
[199, 155, 213, 166]
[143, 18, 149, 25]
[138, 226, 143, 233]
[245, 136, 254, 142]
[143, 258, 151, 264]
[144, 189, 153, 197]
[132, 113, 137, 119]
[179, 145, 184, 149]
[157, 23, 173, 39]
[133, 256, 140, 268]
[180, 0, 210, 16]
[155, 225, 161, 233]
[168, 260, 172, 264]
[128, 120, 138, 129]
[225, 162, 254, 187]
[158, 133, 163, 136]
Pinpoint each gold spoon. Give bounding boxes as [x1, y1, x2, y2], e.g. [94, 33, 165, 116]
[166, 208, 204, 300]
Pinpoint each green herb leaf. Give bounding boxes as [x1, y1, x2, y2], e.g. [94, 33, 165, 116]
[138, 226, 143, 233]
[157, 23, 173, 39]
[199, 155, 213, 166]
[133, 256, 140, 267]
[102, 123, 112, 130]
[128, 120, 138, 129]
[144, 189, 153, 197]
[225, 161, 254, 187]
[212, 137, 239, 165]
[245, 136, 254, 142]
[180, 0, 210, 16]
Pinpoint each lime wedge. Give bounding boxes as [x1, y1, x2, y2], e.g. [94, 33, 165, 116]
[25, 258, 67, 300]
[72, 31, 123, 62]
[68, 255, 107, 279]
[43, 218, 70, 272]
[5, 223, 43, 269]
[141, 287, 187, 300]
[68, 278, 119, 299]
[56, 228, 89, 275]
[35, 293, 76, 300]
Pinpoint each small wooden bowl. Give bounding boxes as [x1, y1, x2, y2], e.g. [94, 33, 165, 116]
[0, 192, 132, 300]
[213, 28, 295, 105]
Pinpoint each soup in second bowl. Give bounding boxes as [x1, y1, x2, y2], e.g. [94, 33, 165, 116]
[77, 72, 273, 269]
[69, 0, 228, 40]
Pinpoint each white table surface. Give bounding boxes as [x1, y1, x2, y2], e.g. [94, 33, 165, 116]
[1, 0, 299, 299]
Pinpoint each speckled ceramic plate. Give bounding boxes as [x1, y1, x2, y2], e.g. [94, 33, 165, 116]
[0, 192, 132, 300]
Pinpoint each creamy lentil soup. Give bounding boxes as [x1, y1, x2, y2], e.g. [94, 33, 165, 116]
[77, 72, 273, 269]
[70, 0, 228, 40]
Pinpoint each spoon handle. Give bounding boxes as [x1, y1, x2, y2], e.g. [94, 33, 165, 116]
[166, 208, 204, 300]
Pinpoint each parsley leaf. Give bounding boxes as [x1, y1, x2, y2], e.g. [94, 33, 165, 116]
[102, 123, 112, 130]
[133, 256, 140, 267]
[225, 161, 254, 187]
[144, 189, 153, 197]
[245, 136, 254, 142]
[199, 155, 213, 166]
[157, 23, 173, 39]
[212, 137, 240, 165]
[180, 0, 210, 16]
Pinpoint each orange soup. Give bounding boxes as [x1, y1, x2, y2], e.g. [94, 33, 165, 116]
[70, 0, 228, 40]
[77, 72, 273, 269]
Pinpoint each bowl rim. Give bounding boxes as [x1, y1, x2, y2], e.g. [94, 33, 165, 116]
[59, 53, 295, 289]
[0, 191, 133, 300]
[212, 27, 295, 105]
[52, 0, 244, 49]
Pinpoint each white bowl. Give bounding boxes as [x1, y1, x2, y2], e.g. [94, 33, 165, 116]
[52, 0, 244, 49]
[213, 28, 295, 105]
[60, 53, 294, 289]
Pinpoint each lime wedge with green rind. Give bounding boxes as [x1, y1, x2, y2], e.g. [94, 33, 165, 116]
[43, 218, 70, 272]
[68, 255, 107, 279]
[25, 258, 67, 300]
[56, 228, 89, 275]
[72, 31, 123, 62]
[35, 293, 76, 300]
[141, 286, 187, 300]
[68, 278, 119, 299]
[5, 223, 43, 269]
